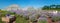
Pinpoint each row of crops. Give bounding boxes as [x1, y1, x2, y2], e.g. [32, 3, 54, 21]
[0, 10, 60, 23]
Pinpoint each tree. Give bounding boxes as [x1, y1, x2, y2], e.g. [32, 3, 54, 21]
[42, 6, 50, 10]
[42, 5, 60, 10]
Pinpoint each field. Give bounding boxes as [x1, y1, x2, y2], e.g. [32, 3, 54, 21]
[0, 15, 29, 23]
[0, 13, 48, 23]
[0, 10, 60, 23]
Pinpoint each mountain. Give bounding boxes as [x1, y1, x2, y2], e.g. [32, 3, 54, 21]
[5, 4, 20, 11]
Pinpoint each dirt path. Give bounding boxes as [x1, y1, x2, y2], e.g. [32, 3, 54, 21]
[2, 17, 15, 23]
[2, 17, 9, 22]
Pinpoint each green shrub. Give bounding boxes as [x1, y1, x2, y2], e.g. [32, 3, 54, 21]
[52, 16, 60, 22]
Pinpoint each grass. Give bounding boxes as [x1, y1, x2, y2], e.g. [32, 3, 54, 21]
[16, 15, 29, 23]
[38, 20, 48, 23]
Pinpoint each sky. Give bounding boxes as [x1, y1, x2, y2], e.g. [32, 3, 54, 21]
[0, 0, 60, 9]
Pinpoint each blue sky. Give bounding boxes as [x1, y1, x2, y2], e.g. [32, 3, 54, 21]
[0, 0, 60, 9]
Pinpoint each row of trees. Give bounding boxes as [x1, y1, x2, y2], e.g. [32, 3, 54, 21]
[42, 5, 60, 10]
